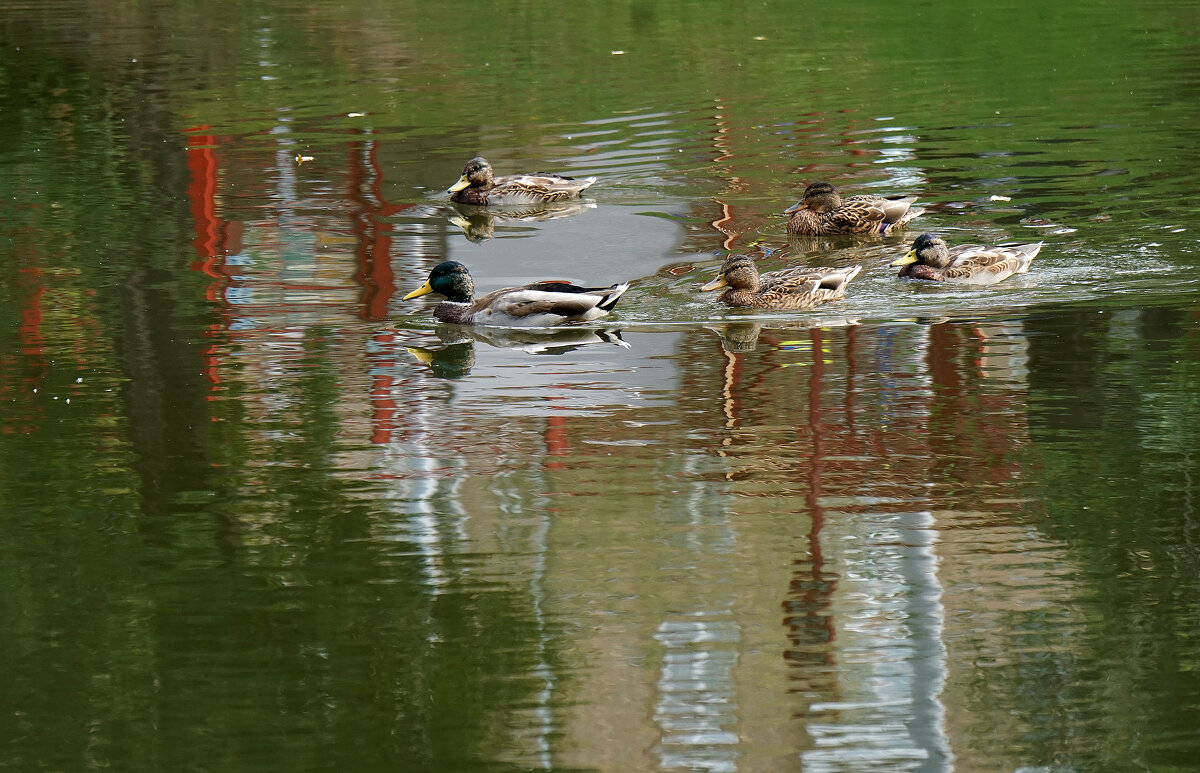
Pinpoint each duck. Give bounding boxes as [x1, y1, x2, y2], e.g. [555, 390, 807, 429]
[701, 254, 862, 310]
[785, 182, 923, 236]
[403, 261, 630, 326]
[448, 157, 597, 206]
[890, 233, 1042, 284]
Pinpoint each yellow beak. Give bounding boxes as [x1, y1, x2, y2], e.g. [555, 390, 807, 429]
[402, 280, 435, 301]
[890, 249, 919, 267]
[405, 347, 435, 365]
[783, 200, 806, 215]
[701, 275, 728, 292]
[448, 174, 471, 193]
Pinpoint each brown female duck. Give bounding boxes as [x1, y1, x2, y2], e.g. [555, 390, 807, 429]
[448, 157, 597, 206]
[701, 254, 862, 310]
[786, 181, 922, 236]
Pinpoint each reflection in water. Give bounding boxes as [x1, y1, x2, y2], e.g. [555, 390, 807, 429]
[655, 614, 741, 772]
[14, 101, 1200, 770]
[707, 319, 861, 353]
[6, 3, 1200, 770]
[406, 341, 476, 379]
[404, 325, 629, 378]
[429, 323, 630, 355]
[799, 510, 952, 772]
[701, 320, 1049, 770]
[709, 322, 763, 353]
[447, 200, 598, 243]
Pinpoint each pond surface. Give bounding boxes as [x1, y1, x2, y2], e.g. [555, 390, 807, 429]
[3, 1, 1200, 771]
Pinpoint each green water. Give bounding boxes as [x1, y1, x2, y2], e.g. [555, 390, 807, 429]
[3, 1, 1200, 771]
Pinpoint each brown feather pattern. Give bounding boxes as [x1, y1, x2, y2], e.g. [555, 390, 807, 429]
[894, 234, 1042, 285]
[703, 255, 862, 310]
[449, 157, 596, 206]
[786, 182, 922, 236]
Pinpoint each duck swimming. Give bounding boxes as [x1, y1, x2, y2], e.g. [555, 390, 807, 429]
[701, 254, 862, 310]
[403, 261, 629, 326]
[890, 233, 1042, 285]
[448, 157, 597, 206]
[785, 182, 922, 236]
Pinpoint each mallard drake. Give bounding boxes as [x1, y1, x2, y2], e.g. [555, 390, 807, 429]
[890, 233, 1041, 284]
[403, 261, 630, 326]
[785, 182, 922, 236]
[448, 157, 597, 206]
[701, 254, 862, 310]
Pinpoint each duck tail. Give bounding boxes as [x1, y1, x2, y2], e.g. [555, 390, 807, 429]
[820, 265, 862, 291]
[893, 205, 925, 228]
[599, 281, 631, 310]
[1016, 242, 1043, 273]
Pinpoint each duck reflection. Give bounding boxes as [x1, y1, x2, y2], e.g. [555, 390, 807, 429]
[707, 319, 860, 352]
[709, 322, 763, 353]
[406, 325, 629, 378]
[406, 341, 475, 379]
[786, 230, 912, 256]
[448, 200, 597, 243]
[785, 233, 846, 255]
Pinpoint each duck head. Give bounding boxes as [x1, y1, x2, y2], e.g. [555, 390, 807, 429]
[448, 157, 494, 193]
[891, 233, 951, 269]
[403, 261, 475, 302]
[784, 181, 842, 214]
[702, 254, 760, 292]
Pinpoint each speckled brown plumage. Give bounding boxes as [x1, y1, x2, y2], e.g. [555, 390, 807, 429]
[448, 157, 596, 206]
[701, 255, 862, 310]
[891, 233, 1042, 285]
[786, 182, 922, 236]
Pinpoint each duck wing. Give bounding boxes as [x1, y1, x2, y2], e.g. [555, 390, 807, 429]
[824, 198, 888, 232]
[488, 173, 598, 205]
[844, 194, 921, 225]
[942, 243, 1042, 284]
[754, 265, 863, 309]
[468, 281, 630, 326]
